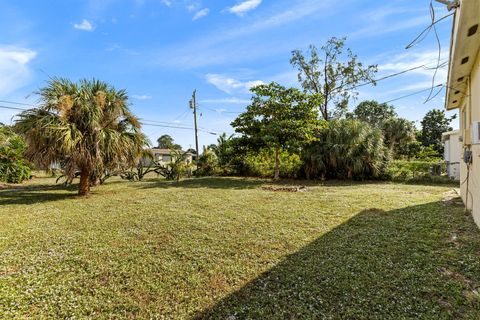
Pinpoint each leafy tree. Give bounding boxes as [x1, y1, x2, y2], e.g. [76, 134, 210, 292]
[290, 37, 377, 120]
[347, 100, 397, 128]
[302, 119, 389, 180]
[157, 134, 181, 150]
[231, 82, 320, 179]
[15, 78, 148, 196]
[0, 125, 31, 183]
[419, 109, 456, 154]
[382, 117, 416, 155]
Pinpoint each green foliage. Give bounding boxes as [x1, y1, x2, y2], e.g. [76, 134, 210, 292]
[155, 150, 192, 181]
[303, 119, 389, 180]
[157, 134, 181, 150]
[244, 148, 302, 178]
[232, 82, 321, 179]
[347, 100, 397, 128]
[14, 78, 148, 195]
[419, 109, 456, 154]
[382, 117, 416, 155]
[209, 133, 235, 166]
[291, 37, 378, 120]
[0, 125, 31, 183]
[196, 147, 218, 176]
[385, 160, 451, 183]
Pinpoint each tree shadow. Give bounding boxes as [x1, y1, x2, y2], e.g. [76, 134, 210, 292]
[0, 184, 76, 205]
[196, 200, 480, 319]
[139, 177, 269, 190]
[138, 176, 457, 191]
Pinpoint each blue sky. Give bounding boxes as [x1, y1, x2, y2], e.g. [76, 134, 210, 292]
[0, 0, 457, 149]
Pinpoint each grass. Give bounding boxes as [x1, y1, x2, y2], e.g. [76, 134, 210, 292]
[1, 176, 480, 319]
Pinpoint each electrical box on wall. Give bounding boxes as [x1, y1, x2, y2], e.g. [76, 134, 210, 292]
[472, 121, 480, 144]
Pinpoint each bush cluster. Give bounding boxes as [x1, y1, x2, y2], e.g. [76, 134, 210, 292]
[0, 126, 31, 184]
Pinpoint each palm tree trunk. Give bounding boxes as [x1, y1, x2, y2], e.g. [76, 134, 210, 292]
[79, 168, 91, 196]
[274, 147, 280, 180]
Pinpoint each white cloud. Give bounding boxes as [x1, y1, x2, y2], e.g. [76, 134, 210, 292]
[0, 46, 37, 96]
[200, 97, 250, 104]
[132, 94, 152, 100]
[378, 50, 449, 83]
[193, 8, 209, 21]
[206, 74, 263, 94]
[228, 0, 262, 16]
[161, 0, 172, 6]
[153, 0, 342, 68]
[73, 19, 95, 31]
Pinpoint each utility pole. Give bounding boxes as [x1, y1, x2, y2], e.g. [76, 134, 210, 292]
[190, 90, 199, 171]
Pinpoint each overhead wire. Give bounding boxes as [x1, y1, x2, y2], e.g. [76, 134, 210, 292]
[404, 1, 454, 104]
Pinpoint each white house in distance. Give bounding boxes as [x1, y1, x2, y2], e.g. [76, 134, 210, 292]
[444, 0, 480, 226]
[142, 148, 193, 166]
[442, 130, 461, 181]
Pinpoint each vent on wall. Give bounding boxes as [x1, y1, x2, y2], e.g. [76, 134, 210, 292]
[472, 121, 480, 144]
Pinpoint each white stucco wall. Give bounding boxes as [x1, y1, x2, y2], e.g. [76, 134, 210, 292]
[444, 131, 461, 180]
[459, 50, 480, 226]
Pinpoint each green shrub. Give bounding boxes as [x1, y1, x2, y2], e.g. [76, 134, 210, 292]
[244, 149, 302, 178]
[384, 160, 451, 183]
[196, 148, 219, 176]
[0, 126, 31, 184]
[302, 119, 390, 180]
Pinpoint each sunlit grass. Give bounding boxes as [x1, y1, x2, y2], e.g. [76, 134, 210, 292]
[1, 176, 479, 319]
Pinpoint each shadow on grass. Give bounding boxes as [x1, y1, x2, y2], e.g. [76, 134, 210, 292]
[136, 176, 458, 191]
[0, 184, 76, 205]
[139, 177, 268, 190]
[197, 200, 480, 319]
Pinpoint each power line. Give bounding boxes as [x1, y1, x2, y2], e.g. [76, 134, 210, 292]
[0, 100, 36, 107]
[382, 84, 443, 104]
[0, 105, 28, 111]
[345, 59, 448, 91]
[0, 104, 219, 135]
[405, 11, 454, 49]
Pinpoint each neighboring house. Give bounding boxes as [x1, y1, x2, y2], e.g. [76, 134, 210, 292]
[444, 0, 480, 226]
[442, 130, 461, 181]
[142, 149, 193, 166]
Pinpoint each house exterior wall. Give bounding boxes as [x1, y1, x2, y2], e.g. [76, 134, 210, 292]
[459, 50, 480, 225]
[141, 149, 193, 167]
[444, 131, 461, 181]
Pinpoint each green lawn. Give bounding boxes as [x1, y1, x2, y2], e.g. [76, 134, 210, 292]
[1, 176, 480, 319]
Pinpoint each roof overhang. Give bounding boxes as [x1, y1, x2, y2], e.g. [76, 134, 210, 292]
[445, 0, 480, 110]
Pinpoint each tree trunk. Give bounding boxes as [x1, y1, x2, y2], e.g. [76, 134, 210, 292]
[274, 147, 280, 180]
[348, 169, 353, 179]
[79, 168, 91, 196]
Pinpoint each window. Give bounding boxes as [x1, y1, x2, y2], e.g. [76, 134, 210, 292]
[162, 155, 171, 162]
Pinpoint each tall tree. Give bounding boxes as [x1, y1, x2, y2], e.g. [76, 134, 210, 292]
[419, 109, 456, 154]
[382, 117, 416, 154]
[232, 82, 320, 179]
[290, 37, 377, 121]
[157, 134, 181, 150]
[347, 100, 397, 128]
[15, 78, 148, 196]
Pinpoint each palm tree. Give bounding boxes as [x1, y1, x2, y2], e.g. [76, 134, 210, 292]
[210, 132, 233, 166]
[15, 78, 148, 196]
[382, 117, 416, 154]
[303, 119, 388, 180]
